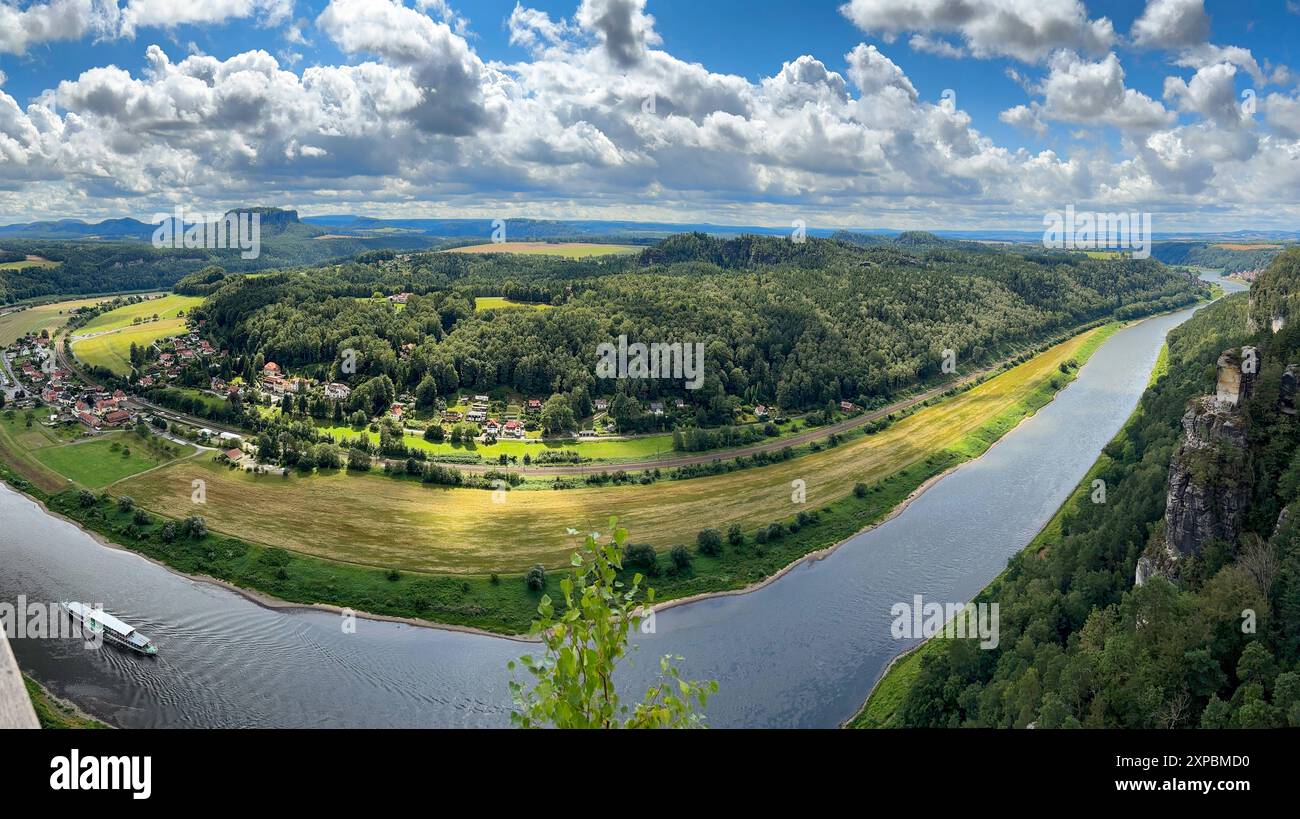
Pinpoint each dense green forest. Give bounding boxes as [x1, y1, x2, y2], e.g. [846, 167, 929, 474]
[190, 234, 1205, 426]
[1151, 241, 1286, 275]
[890, 255, 1300, 728]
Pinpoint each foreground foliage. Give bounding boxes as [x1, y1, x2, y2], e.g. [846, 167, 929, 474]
[509, 521, 717, 728]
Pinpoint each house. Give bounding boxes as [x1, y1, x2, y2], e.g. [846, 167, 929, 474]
[263, 362, 281, 375]
[840, 401, 856, 413]
[754, 405, 769, 418]
[649, 402, 664, 415]
[441, 410, 463, 423]
[594, 398, 609, 412]
[388, 292, 412, 305]
[77, 412, 101, 429]
[674, 398, 685, 409]
[390, 403, 404, 419]
[526, 399, 543, 412]
[483, 418, 501, 434]
[223, 448, 245, 462]
[103, 409, 131, 427]
[324, 382, 351, 401]
[466, 409, 486, 423]
[503, 419, 524, 438]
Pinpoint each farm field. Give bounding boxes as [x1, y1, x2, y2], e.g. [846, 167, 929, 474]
[71, 318, 188, 374]
[75, 294, 203, 335]
[445, 242, 640, 258]
[473, 296, 554, 311]
[118, 325, 1107, 574]
[0, 296, 108, 346]
[0, 256, 59, 271]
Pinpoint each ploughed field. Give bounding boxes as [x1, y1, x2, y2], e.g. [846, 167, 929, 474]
[114, 327, 1103, 574]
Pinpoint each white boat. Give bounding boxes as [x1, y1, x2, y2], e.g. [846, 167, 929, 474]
[61, 602, 158, 656]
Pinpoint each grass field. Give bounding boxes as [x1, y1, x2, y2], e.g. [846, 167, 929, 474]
[445, 242, 640, 258]
[0, 256, 58, 271]
[118, 326, 1110, 574]
[75, 294, 203, 335]
[71, 318, 189, 374]
[473, 296, 555, 311]
[0, 414, 194, 490]
[0, 297, 108, 346]
[313, 420, 674, 462]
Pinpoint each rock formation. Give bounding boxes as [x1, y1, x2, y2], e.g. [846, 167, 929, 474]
[1138, 349, 1254, 585]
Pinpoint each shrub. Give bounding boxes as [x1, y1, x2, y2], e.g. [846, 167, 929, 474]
[78, 489, 97, 507]
[766, 522, 785, 541]
[727, 523, 745, 546]
[525, 564, 546, 591]
[117, 496, 135, 512]
[386, 568, 401, 582]
[754, 526, 769, 544]
[696, 527, 723, 556]
[623, 543, 660, 575]
[160, 522, 176, 542]
[670, 544, 693, 570]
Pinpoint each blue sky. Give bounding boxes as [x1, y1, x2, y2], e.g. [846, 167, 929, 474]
[1, 1, 1299, 229]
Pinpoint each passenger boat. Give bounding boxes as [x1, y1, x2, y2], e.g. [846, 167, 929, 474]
[61, 602, 158, 656]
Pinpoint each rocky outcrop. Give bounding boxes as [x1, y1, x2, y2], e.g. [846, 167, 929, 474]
[1214, 347, 1257, 408]
[1281, 365, 1298, 416]
[1138, 350, 1254, 585]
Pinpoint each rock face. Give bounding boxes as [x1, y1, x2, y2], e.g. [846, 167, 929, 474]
[1247, 248, 1300, 334]
[1138, 350, 1254, 586]
[1281, 365, 1298, 416]
[1214, 347, 1257, 408]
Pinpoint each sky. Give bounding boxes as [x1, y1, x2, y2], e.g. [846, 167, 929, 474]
[0, 0, 1298, 231]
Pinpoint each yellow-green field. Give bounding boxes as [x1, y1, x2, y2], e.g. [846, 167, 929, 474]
[75, 294, 202, 335]
[0, 297, 109, 346]
[0, 256, 59, 271]
[311, 419, 673, 461]
[445, 242, 640, 258]
[71, 318, 188, 374]
[473, 296, 555, 311]
[117, 326, 1105, 574]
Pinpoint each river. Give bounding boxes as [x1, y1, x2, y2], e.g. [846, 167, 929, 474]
[0, 275, 1245, 728]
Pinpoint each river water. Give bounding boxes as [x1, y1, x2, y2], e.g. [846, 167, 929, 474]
[0, 276, 1244, 728]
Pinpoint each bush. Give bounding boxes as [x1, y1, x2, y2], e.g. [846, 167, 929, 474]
[160, 522, 176, 542]
[696, 527, 723, 556]
[853, 482, 868, 498]
[623, 543, 660, 575]
[78, 489, 97, 507]
[386, 568, 401, 582]
[766, 522, 785, 541]
[183, 516, 207, 539]
[670, 544, 693, 570]
[117, 496, 135, 512]
[132, 508, 152, 526]
[727, 523, 744, 546]
[525, 564, 546, 591]
[754, 526, 769, 544]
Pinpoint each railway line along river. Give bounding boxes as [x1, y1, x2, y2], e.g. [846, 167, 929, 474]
[0, 275, 1244, 728]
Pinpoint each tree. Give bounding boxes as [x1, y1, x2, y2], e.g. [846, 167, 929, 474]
[508, 521, 717, 728]
[183, 516, 207, 539]
[697, 527, 723, 556]
[525, 564, 546, 591]
[539, 394, 575, 435]
[670, 544, 693, 570]
[727, 523, 744, 546]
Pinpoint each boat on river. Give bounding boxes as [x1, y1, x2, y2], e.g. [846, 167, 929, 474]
[61, 602, 158, 656]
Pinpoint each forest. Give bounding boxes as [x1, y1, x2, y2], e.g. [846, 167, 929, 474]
[188, 234, 1207, 427]
[890, 251, 1300, 728]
